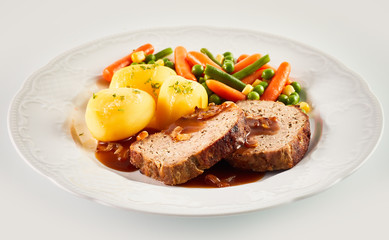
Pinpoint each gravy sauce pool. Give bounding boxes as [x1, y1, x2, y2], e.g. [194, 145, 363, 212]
[94, 103, 267, 187]
[96, 137, 137, 172]
[181, 161, 265, 188]
[95, 135, 265, 187]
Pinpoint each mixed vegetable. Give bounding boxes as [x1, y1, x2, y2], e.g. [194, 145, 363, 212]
[102, 43, 309, 111]
[87, 43, 310, 142]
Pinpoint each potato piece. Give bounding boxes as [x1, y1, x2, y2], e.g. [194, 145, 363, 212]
[109, 64, 176, 100]
[85, 88, 155, 142]
[153, 76, 208, 129]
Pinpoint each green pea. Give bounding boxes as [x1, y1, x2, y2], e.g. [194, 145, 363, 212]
[247, 91, 260, 100]
[259, 81, 269, 89]
[163, 58, 170, 64]
[278, 94, 288, 104]
[223, 61, 235, 73]
[287, 94, 299, 105]
[147, 60, 155, 64]
[209, 94, 222, 105]
[164, 61, 175, 69]
[203, 75, 211, 80]
[192, 64, 204, 77]
[201, 82, 213, 96]
[223, 52, 233, 57]
[291, 81, 302, 93]
[145, 54, 156, 63]
[198, 77, 206, 84]
[261, 68, 275, 80]
[290, 92, 300, 103]
[224, 56, 234, 62]
[253, 85, 265, 95]
[130, 62, 138, 65]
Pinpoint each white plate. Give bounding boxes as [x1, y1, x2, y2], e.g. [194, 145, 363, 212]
[8, 26, 383, 216]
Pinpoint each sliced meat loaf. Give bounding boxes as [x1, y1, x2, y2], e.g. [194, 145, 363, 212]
[130, 102, 249, 185]
[226, 100, 310, 172]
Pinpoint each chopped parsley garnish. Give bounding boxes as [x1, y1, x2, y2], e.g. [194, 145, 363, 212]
[93, 93, 97, 99]
[144, 78, 152, 84]
[119, 95, 125, 100]
[112, 93, 117, 98]
[117, 108, 125, 112]
[132, 89, 141, 94]
[78, 133, 84, 136]
[169, 81, 193, 94]
[151, 82, 161, 89]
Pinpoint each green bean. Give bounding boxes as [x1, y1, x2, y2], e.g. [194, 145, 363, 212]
[204, 65, 246, 91]
[154, 47, 173, 60]
[201, 82, 213, 96]
[200, 48, 222, 66]
[232, 54, 270, 80]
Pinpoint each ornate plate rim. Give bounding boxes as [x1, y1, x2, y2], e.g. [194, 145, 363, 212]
[7, 26, 384, 216]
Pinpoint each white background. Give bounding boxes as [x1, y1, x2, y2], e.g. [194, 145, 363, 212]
[1, 0, 388, 239]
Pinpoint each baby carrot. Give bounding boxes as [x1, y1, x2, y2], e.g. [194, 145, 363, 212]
[241, 69, 264, 84]
[187, 51, 224, 70]
[174, 46, 197, 81]
[102, 43, 154, 82]
[237, 54, 249, 63]
[232, 53, 261, 73]
[259, 65, 292, 84]
[260, 62, 291, 101]
[206, 80, 246, 102]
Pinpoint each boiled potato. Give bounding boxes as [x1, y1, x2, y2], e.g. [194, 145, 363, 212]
[152, 75, 208, 129]
[109, 64, 176, 100]
[85, 88, 155, 142]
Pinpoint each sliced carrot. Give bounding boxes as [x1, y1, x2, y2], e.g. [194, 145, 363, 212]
[174, 46, 197, 81]
[102, 43, 154, 82]
[206, 80, 246, 102]
[237, 54, 249, 63]
[260, 62, 291, 101]
[187, 51, 224, 70]
[232, 53, 261, 73]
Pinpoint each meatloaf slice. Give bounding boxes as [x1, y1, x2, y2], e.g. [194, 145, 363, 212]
[226, 100, 310, 172]
[130, 102, 249, 185]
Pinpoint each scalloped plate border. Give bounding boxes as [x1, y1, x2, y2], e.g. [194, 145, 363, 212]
[8, 26, 384, 216]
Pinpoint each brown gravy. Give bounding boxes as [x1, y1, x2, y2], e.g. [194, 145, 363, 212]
[181, 161, 265, 188]
[244, 116, 280, 148]
[164, 117, 206, 135]
[95, 137, 138, 172]
[94, 103, 268, 188]
[95, 136, 265, 188]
